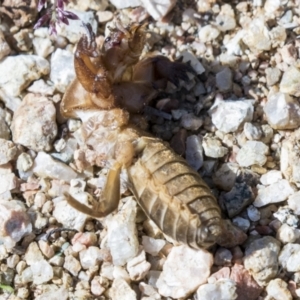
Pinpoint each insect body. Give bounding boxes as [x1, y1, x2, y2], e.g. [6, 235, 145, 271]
[62, 21, 223, 249]
[128, 137, 222, 249]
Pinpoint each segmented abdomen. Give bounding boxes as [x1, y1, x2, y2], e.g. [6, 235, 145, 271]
[128, 138, 222, 249]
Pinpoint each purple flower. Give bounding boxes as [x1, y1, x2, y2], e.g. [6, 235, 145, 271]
[37, 0, 47, 12]
[34, 12, 51, 29]
[34, 0, 79, 35]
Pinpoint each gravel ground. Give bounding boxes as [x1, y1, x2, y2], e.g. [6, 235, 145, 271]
[1, 0, 300, 299]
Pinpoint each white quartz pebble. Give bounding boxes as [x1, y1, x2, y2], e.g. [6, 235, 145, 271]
[142, 236, 166, 256]
[56, 10, 98, 44]
[254, 179, 294, 207]
[110, 278, 137, 300]
[157, 245, 213, 298]
[210, 100, 254, 133]
[266, 278, 292, 300]
[196, 279, 237, 300]
[260, 170, 282, 185]
[264, 92, 300, 129]
[31, 259, 53, 285]
[244, 236, 281, 286]
[11, 93, 57, 152]
[107, 197, 139, 266]
[50, 49, 75, 93]
[288, 191, 300, 215]
[0, 139, 17, 165]
[236, 141, 268, 167]
[0, 55, 49, 97]
[33, 152, 78, 182]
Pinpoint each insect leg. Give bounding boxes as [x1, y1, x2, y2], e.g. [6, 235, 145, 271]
[64, 163, 121, 218]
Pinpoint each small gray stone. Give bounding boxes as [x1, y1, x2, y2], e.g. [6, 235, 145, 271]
[212, 163, 239, 191]
[180, 51, 205, 74]
[247, 205, 261, 222]
[223, 182, 253, 217]
[216, 67, 233, 92]
[185, 135, 203, 170]
[232, 216, 250, 232]
[180, 113, 203, 130]
[214, 247, 233, 266]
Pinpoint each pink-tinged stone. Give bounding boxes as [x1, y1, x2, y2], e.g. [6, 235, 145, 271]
[210, 267, 231, 280]
[72, 232, 98, 247]
[0, 200, 32, 248]
[288, 280, 298, 298]
[230, 264, 263, 300]
[20, 182, 40, 191]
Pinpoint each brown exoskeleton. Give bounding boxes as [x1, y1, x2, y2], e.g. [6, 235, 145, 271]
[61, 21, 222, 249]
[61, 21, 194, 117]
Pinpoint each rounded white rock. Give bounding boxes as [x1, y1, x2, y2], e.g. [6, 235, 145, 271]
[236, 141, 268, 167]
[156, 245, 213, 298]
[266, 278, 292, 300]
[196, 278, 237, 300]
